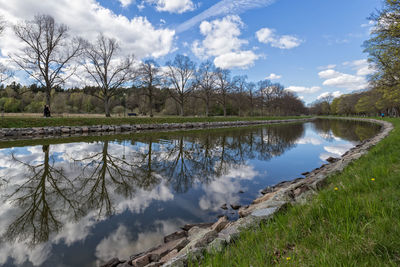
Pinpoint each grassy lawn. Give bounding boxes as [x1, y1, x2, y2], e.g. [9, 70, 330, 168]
[192, 118, 400, 266]
[0, 116, 308, 128]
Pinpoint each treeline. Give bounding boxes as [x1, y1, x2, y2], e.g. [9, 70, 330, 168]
[0, 15, 306, 117]
[310, 0, 400, 117]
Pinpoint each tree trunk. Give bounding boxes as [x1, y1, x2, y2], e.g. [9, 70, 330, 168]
[104, 97, 111, 117]
[149, 94, 153, 117]
[180, 96, 184, 116]
[205, 96, 209, 117]
[45, 87, 51, 107]
[223, 105, 227, 117]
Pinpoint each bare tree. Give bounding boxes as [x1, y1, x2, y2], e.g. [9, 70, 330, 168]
[137, 59, 161, 117]
[215, 68, 232, 117]
[195, 60, 217, 117]
[232, 75, 248, 117]
[0, 17, 13, 85]
[12, 14, 82, 107]
[83, 34, 135, 117]
[247, 82, 256, 116]
[165, 54, 196, 116]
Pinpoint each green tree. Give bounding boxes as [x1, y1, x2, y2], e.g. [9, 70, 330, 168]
[364, 0, 400, 115]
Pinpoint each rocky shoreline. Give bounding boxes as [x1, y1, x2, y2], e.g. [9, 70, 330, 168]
[0, 118, 314, 141]
[98, 118, 393, 267]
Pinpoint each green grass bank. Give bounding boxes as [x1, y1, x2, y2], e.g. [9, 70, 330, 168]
[191, 118, 400, 266]
[0, 116, 308, 129]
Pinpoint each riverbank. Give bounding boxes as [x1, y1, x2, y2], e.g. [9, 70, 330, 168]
[0, 116, 311, 140]
[190, 118, 399, 266]
[0, 116, 307, 129]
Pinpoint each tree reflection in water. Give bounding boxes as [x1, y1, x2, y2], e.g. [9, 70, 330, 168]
[4, 145, 80, 245]
[1, 121, 360, 261]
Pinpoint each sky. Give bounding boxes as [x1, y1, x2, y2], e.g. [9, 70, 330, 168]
[0, 0, 382, 104]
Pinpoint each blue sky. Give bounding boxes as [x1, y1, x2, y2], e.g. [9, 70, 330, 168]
[0, 0, 382, 103]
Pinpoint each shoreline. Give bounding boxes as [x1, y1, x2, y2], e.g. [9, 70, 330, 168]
[0, 117, 314, 141]
[98, 117, 392, 267]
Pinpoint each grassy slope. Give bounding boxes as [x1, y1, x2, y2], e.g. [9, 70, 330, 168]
[0, 116, 307, 128]
[193, 118, 400, 266]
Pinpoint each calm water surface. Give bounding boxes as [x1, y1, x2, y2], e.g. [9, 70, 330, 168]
[0, 119, 380, 267]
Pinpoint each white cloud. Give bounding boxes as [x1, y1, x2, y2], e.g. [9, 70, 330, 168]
[192, 15, 259, 69]
[149, 0, 195, 13]
[199, 165, 258, 211]
[296, 137, 322, 146]
[318, 69, 368, 91]
[317, 91, 342, 100]
[214, 51, 259, 69]
[177, 0, 276, 33]
[265, 73, 281, 80]
[119, 0, 135, 7]
[0, 0, 175, 61]
[343, 59, 375, 76]
[95, 220, 184, 263]
[256, 27, 302, 49]
[286, 86, 321, 94]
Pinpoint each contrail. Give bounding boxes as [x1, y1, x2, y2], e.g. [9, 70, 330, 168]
[176, 0, 277, 33]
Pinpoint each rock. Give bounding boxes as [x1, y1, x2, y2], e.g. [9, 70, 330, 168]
[131, 254, 150, 267]
[230, 204, 241, 210]
[135, 237, 188, 265]
[183, 227, 218, 252]
[61, 127, 70, 134]
[220, 203, 228, 210]
[301, 171, 310, 176]
[293, 185, 310, 198]
[238, 190, 244, 194]
[252, 191, 276, 205]
[326, 157, 339, 163]
[159, 249, 178, 263]
[181, 222, 213, 231]
[261, 186, 274, 195]
[164, 231, 187, 243]
[211, 216, 228, 232]
[239, 200, 286, 218]
[100, 257, 121, 267]
[116, 262, 131, 267]
[145, 262, 162, 267]
[251, 207, 279, 218]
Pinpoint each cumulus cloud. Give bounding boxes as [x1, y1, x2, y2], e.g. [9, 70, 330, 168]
[318, 69, 368, 91]
[317, 91, 342, 100]
[192, 15, 259, 69]
[265, 73, 281, 80]
[177, 0, 276, 33]
[256, 27, 302, 49]
[119, 0, 135, 7]
[316, 59, 374, 91]
[343, 59, 375, 76]
[0, 0, 175, 61]
[213, 51, 259, 69]
[149, 0, 195, 13]
[286, 86, 321, 94]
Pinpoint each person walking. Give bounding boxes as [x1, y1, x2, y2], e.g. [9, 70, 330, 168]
[43, 105, 51, 117]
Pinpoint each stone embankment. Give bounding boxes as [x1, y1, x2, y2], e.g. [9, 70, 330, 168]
[99, 118, 393, 267]
[0, 118, 313, 141]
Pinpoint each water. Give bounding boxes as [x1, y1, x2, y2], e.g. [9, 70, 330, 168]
[0, 119, 380, 267]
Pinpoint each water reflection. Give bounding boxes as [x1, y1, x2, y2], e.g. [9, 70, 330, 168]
[0, 120, 380, 267]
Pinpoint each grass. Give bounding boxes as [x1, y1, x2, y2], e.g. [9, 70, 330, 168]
[0, 116, 308, 128]
[191, 118, 400, 267]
